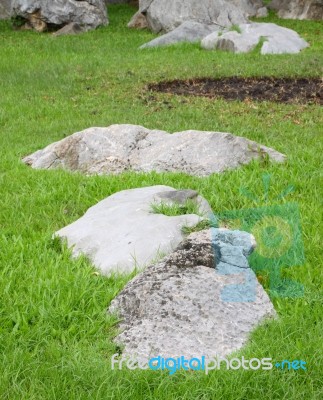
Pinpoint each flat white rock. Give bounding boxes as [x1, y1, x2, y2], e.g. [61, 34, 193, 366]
[56, 186, 211, 274]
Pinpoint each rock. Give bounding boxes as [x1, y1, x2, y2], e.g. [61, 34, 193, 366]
[231, 0, 266, 16]
[256, 6, 269, 17]
[127, 11, 148, 29]
[53, 22, 85, 37]
[156, 189, 206, 206]
[11, 0, 108, 32]
[140, 21, 220, 48]
[25, 10, 47, 32]
[23, 124, 286, 177]
[55, 186, 211, 275]
[203, 29, 258, 53]
[0, 0, 12, 19]
[270, 0, 323, 20]
[134, 0, 259, 33]
[109, 229, 276, 362]
[201, 23, 309, 54]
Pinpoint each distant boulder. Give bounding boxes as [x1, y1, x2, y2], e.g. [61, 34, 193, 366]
[270, 0, 323, 20]
[11, 0, 108, 33]
[132, 0, 267, 33]
[201, 23, 309, 55]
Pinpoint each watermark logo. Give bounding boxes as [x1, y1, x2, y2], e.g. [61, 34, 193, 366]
[213, 174, 305, 301]
[111, 354, 307, 375]
[275, 360, 307, 371]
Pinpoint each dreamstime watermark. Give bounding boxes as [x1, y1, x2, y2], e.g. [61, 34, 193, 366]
[213, 174, 305, 302]
[111, 354, 307, 375]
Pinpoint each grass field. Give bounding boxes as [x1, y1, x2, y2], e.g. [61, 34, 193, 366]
[0, 5, 322, 399]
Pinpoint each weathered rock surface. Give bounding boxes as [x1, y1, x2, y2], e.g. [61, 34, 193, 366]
[23, 124, 286, 177]
[140, 21, 220, 48]
[270, 0, 323, 20]
[134, 0, 266, 33]
[0, 0, 12, 19]
[11, 0, 108, 32]
[202, 23, 309, 54]
[55, 186, 211, 275]
[109, 228, 276, 362]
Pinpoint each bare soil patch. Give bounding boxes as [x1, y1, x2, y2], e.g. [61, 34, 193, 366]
[149, 77, 322, 105]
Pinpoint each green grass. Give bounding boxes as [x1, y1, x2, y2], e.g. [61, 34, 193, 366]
[230, 24, 242, 33]
[150, 199, 201, 217]
[182, 219, 218, 235]
[0, 4, 322, 399]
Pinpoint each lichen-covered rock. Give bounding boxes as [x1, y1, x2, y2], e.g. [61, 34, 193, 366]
[109, 228, 276, 362]
[12, 0, 108, 32]
[270, 0, 323, 20]
[23, 124, 286, 177]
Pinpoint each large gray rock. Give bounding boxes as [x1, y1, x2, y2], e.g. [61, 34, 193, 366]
[140, 21, 221, 48]
[270, 0, 323, 20]
[109, 229, 276, 362]
[0, 0, 12, 19]
[11, 0, 108, 32]
[134, 0, 266, 33]
[202, 23, 309, 54]
[23, 124, 286, 177]
[55, 186, 211, 275]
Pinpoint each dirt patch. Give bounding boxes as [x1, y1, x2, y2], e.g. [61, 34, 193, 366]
[149, 77, 323, 105]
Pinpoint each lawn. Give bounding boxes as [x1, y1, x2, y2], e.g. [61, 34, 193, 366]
[0, 4, 322, 399]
